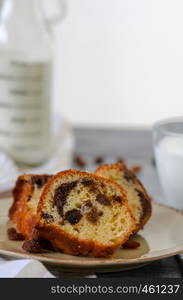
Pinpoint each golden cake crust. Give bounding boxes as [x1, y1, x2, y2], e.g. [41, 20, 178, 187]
[37, 169, 136, 257]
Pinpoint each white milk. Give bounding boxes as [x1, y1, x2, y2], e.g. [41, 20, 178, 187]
[0, 0, 54, 165]
[0, 56, 51, 165]
[155, 136, 183, 210]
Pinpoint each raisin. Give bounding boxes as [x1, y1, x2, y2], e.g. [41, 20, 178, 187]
[22, 240, 45, 253]
[96, 194, 111, 206]
[123, 241, 140, 249]
[113, 196, 122, 203]
[19, 179, 27, 184]
[131, 165, 142, 174]
[54, 181, 78, 217]
[74, 155, 86, 168]
[89, 185, 98, 194]
[82, 179, 93, 186]
[135, 189, 150, 221]
[27, 194, 32, 201]
[38, 238, 54, 251]
[64, 209, 82, 225]
[123, 169, 134, 181]
[98, 211, 103, 217]
[30, 175, 52, 188]
[41, 213, 54, 222]
[86, 207, 103, 224]
[84, 200, 92, 208]
[7, 228, 25, 241]
[94, 156, 104, 164]
[81, 200, 93, 212]
[117, 157, 125, 163]
[32, 229, 54, 250]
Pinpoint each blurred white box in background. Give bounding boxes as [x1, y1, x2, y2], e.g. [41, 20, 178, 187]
[5, 0, 183, 128]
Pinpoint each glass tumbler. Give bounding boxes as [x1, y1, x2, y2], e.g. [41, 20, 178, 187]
[153, 117, 183, 210]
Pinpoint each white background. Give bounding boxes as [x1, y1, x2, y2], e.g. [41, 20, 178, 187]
[51, 0, 183, 127]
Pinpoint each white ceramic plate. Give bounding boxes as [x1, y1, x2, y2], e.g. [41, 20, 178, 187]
[0, 198, 183, 273]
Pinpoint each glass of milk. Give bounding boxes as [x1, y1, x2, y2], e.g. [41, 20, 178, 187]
[153, 117, 183, 210]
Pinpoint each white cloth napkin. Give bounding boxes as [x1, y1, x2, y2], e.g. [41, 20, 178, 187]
[0, 257, 97, 278]
[0, 258, 55, 278]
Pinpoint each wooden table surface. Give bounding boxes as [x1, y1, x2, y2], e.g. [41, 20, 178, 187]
[71, 127, 183, 278]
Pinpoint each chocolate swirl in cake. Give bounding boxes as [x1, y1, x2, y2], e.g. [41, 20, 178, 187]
[54, 181, 78, 217]
[30, 175, 52, 188]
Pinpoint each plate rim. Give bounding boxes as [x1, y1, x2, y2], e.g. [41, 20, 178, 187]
[0, 201, 183, 269]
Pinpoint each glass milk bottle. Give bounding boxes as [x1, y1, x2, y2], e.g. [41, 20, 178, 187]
[0, 0, 64, 165]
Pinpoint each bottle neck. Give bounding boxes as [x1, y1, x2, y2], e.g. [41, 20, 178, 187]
[1, 0, 45, 27]
[0, 0, 52, 59]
